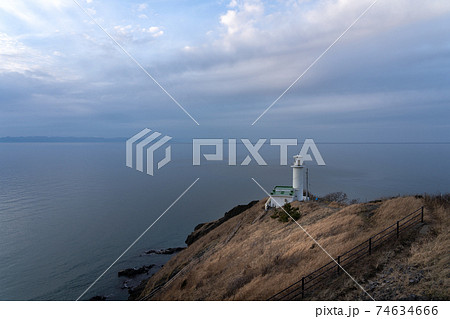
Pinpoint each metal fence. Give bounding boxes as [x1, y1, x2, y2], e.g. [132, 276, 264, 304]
[268, 206, 424, 301]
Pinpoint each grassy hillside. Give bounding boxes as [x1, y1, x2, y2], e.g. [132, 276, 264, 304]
[137, 195, 449, 301]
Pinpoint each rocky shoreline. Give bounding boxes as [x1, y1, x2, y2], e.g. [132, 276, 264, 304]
[88, 246, 185, 301]
[118, 264, 156, 278]
[143, 247, 185, 255]
[89, 200, 260, 301]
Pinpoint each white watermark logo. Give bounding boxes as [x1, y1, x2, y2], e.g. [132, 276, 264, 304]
[193, 138, 325, 166]
[126, 128, 172, 176]
[127, 129, 325, 176]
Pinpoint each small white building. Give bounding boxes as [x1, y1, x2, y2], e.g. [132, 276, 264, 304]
[265, 155, 305, 210]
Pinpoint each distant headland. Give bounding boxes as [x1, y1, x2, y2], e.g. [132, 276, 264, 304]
[0, 136, 126, 143]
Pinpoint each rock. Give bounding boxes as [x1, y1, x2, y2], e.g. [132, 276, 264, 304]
[121, 280, 130, 290]
[118, 264, 156, 278]
[144, 247, 185, 255]
[185, 200, 259, 246]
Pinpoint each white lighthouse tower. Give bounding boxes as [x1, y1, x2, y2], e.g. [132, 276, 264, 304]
[292, 155, 304, 201]
[264, 154, 307, 210]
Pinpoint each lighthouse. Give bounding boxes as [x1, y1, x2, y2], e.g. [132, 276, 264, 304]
[264, 154, 306, 210]
[292, 155, 304, 201]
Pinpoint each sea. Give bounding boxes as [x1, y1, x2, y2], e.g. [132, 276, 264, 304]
[0, 142, 448, 300]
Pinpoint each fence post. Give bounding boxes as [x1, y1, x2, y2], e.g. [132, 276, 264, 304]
[337, 256, 341, 274]
[369, 238, 372, 255]
[396, 221, 399, 238]
[421, 207, 424, 223]
[302, 277, 305, 298]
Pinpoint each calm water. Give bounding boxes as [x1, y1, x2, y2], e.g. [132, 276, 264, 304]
[0, 142, 448, 300]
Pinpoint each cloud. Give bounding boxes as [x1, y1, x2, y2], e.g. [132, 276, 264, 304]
[0, 1, 42, 27]
[86, 7, 96, 15]
[172, 0, 450, 95]
[112, 24, 164, 43]
[272, 89, 450, 116]
[0, 32, 80, 81]
[143, 26, 164, 37]
[0, 33, 49, 75]
[0, 0, 449, 137]
[137, 3, 148, 12]
[0, 0, 71, 29]
[211, 0, 450, 54]
[218, 0, 264, 50]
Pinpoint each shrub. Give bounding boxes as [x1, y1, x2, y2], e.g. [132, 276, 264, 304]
[424, 193, 450, 210]
[320, 192, 348, 203]
[270, 203, 301, 222]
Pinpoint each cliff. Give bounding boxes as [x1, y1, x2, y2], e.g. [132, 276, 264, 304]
[136, 195, 449, 301]
[185, 200, 259, 246]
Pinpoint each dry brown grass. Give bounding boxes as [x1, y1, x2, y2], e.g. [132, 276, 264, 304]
[138, 196, 447, 300]
[404, 197, 449, 300]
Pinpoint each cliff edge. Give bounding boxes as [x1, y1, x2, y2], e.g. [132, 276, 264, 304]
[136, 195, 449, 301]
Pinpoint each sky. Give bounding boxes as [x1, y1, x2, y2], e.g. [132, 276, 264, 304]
[0, 0, 449, 142]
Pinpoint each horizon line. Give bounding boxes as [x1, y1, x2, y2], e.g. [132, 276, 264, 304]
[0, 136, 449, 145]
